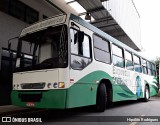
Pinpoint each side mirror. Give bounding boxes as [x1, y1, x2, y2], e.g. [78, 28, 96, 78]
[74, 31, 84, 44]
[8, 36, 19, 52]
[8, 42, 11, 52]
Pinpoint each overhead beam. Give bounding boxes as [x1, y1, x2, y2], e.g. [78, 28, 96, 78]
[78, 7, 105, 16]
[91, 16, 113, 24]
[104, 28, 124, 36]
[45, 0, 65, 13]
[97, 23, 118, 29]
[66, 0, 76, 4]
[103, 26, 122, 32]
[112, 34, 126, 38]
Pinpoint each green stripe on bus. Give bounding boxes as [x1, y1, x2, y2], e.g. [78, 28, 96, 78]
[150, 84, 158, 96]
[67, 70, 137, 106]
[67, 70, 112, 108]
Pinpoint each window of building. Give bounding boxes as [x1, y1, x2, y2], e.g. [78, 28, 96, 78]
[142, 59, 147, 74]
[93, 34, 111, 64]
[70, 28, 92, 70]
[112, 44, 124, 68]
[125, 50, 134, 70]
[0, 0, 10, 13]
[133, 55, 142, 73]
[10, 0, 25, 20]
[26, 7, 39, 24]
[0, 0, 39, 24]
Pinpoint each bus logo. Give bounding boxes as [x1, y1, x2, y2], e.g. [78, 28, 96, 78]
[2, 117, 11, 122]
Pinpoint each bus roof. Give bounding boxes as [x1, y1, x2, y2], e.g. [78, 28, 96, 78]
[69, 14, 147, 61]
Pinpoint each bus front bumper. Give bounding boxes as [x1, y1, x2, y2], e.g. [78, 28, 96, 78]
[11, 90, 67, 109]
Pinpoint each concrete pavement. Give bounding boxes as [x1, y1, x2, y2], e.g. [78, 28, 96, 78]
[0, 105, 29, 116]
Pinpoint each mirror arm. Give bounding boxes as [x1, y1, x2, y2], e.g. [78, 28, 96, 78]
[71, 22, 80, 30]
[8, 36, 19, 52]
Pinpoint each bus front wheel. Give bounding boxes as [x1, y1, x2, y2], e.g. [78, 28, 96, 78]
[96, 83, 107, 112]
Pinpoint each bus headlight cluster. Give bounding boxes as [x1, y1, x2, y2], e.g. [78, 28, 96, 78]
[53, 82, 58, 88]
[47, 82, 65, 88]
[13, 84, 21, 89]
[47, 83, 52, 88]
[17, 84, 20, 89]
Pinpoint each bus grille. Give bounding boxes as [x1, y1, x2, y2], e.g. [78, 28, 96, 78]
[21, 82, 45, 89]
[19, 93, 42, 102]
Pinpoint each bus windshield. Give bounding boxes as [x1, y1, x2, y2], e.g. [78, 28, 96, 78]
[15, 25, 68, 72]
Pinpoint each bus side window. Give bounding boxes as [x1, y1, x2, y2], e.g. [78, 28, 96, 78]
[70, 28, 78, 55]
[112, 44, 125, 68]
[151, 63, 156, 76]
[142, 59, 148, 74]
[70, 28, 92, 70]
[125, 51, 134, 70]
[147, 62, 152, 75]
[133, 55, 142, 73]
[93, 34, 111, 64]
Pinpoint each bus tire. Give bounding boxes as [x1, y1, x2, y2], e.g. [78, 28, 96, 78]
[143, 85, 150, 102]
[96, 83, 107, 112]
[106, 89, 114, 108]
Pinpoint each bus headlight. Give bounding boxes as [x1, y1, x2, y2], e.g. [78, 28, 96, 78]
[53, 82, 58, 88]
[58, 82, 65, 88]
[16, 58, 20, 68]
[47, 83, 52, 88]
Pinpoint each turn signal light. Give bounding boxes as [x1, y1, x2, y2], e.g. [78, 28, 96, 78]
[58, 82, 65, 88]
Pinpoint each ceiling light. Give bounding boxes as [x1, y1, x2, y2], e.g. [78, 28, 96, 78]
[68, 2, 86, 13]
[64, 0, 73, 2]
[85, 13, 91, 20]
[80, 15, 95, 22]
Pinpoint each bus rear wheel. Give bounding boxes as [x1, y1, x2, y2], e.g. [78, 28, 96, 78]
[143, 85, 150, 102]
[96, 83, 107, 112]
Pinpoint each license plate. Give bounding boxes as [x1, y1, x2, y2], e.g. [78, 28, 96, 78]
[26, 102, 35, 107]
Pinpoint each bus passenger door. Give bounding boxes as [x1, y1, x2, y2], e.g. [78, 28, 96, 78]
[67, 22, 95, 108]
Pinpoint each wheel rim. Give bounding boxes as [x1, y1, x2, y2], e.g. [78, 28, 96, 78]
[146, 88, 149, 99]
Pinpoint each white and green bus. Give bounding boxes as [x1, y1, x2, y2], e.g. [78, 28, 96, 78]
[11, 13, 159, 111]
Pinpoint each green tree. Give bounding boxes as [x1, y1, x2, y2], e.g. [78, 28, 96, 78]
[153, 57, 160, 93]
[154, 57, 160, 65]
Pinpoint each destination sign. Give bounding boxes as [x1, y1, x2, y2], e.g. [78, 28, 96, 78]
[20, 14, 66, 37]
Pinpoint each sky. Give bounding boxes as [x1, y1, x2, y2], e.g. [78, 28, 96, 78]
[134, 0, 160, 60]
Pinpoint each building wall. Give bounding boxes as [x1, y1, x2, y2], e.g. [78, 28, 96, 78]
[20, 0, 62, 20]
[103, 0, 141, 50]
[0, 11, 27, 50]
[0, 0, 62, 69]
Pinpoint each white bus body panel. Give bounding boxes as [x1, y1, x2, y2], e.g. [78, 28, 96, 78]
[13, 68, 69, 90]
